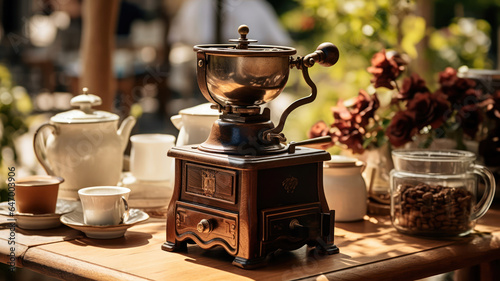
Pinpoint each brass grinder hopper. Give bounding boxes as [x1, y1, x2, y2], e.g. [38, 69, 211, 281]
[194, 25, 339, 155]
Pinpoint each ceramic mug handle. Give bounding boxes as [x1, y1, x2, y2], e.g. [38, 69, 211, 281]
[471, 164, 496, 221]
[33, 123, 57, 176]
[120, 196, 129, 223]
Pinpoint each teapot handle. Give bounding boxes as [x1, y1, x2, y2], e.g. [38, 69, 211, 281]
[33, 123, 57, 176]
[471, 164, 496, 221]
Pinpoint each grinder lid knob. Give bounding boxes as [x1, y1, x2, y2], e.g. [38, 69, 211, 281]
[229, 24, 258, 49]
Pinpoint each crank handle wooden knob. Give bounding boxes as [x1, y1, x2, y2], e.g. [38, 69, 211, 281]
[303, 43, 339, 68]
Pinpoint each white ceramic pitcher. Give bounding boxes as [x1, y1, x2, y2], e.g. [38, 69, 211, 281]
[323, 155, 367, 222]
[170, 103, 219, 146]
[34, 89, 136, 199]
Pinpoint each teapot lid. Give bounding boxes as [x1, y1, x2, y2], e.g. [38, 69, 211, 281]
[50, 88, 119, 123]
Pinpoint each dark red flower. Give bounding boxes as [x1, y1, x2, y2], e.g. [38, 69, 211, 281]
[407, 91, 450, 129]
[494, 90, 500, 112]
[308, 120, 330, 138]
[437, 67, 477, 106]
[332, 91, 379, 131]
[386, 111, 418, 147]
[386, 50, 409, 69]
[438, 67, 458, 87]
[456, 104, 483, 138]
[352, 90, 380, 126]
[332, 101, 354, 130]
[485, 90, 500, 120]
[367, 50, 403, 89]
[307, 120, 334, 149]
[335, 128, 365, 154]
[396, 73, 429, 101]
[329, 91, 380, 153]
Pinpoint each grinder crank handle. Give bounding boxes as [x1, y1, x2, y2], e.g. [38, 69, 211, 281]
[263, 43, 339, 143]
[287, 136, 332, 153]
[303, 43, 340, 67]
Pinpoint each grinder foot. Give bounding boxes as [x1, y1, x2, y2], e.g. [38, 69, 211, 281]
[232, 256, 267, 269]
[162, 241, 187, 252]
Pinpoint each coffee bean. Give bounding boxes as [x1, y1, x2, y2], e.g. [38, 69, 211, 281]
[392, 182, 473, 236]
[422, 192, 433, 201]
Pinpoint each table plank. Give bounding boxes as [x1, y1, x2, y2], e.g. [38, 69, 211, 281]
[0, 215, 83, 268]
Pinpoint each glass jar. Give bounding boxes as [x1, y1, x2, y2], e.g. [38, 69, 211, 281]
[390, 149, 496, 237]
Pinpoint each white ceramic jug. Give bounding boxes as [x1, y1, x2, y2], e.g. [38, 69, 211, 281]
[34, 89, 136, 199]
[170, 103, 219, 146]
[323, 155, 367, 222]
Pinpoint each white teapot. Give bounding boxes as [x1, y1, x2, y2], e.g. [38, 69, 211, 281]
[34, 88, 136, 199]
[170, 103, 219, 146]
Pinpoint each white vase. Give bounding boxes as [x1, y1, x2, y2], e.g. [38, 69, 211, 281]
[349, 144, 393, 198]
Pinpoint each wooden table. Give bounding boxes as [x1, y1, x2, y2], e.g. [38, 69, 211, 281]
[1, 202, 499, 281]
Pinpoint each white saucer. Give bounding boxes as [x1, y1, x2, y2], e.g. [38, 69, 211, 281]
[0, 200, 79, 230]
[119, 172, 173, 208]
[60, 209, 149, 239]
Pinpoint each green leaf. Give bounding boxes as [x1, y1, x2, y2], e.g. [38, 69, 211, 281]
[363, 135, 375, 148]
[401, 15, 426, 58]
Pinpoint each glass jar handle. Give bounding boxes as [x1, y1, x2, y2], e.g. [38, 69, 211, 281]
[471, 164, 496, 221]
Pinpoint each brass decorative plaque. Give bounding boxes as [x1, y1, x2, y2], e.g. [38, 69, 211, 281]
[282, 176, 298, 194]
[202, 170, 216, 197]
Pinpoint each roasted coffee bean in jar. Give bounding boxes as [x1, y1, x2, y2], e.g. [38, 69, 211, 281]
[390, 149, 496, 237]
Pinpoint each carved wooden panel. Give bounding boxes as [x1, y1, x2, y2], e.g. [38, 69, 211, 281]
[175, 201, 238, 254]
[184, 163, 237, 204]
[257, 163, 318, 209]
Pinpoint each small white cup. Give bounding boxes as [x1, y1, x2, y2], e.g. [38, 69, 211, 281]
[78, 186, 130, 226]
[130, 134, 176, 181]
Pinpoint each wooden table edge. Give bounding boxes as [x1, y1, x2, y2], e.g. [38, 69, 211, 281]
[22, 246, 151, 281]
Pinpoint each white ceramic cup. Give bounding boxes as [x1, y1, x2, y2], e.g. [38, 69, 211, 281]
[78, 186, 130, 226]
[130, 134, 176, 181]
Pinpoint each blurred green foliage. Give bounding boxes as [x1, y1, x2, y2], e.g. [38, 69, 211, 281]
[427, 18, 492, 75]
[0, 64, 32, 201]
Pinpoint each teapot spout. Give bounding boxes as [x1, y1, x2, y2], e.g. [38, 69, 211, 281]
[118, 116, 136, 151]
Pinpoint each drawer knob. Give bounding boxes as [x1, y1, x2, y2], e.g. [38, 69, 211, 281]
[289, 219, 303, 229]
[197, 219, 212, 233]
[289, 219, 308, 237]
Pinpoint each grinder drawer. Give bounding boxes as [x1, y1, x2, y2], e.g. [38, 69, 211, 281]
[183, 162, 237, 205]
[175, 201, 238, 254]
[262, 203, 322, 241]
[260, 203, 324, 255]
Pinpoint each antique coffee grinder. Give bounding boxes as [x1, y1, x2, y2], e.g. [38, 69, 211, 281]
[162, 25, 340, 268]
